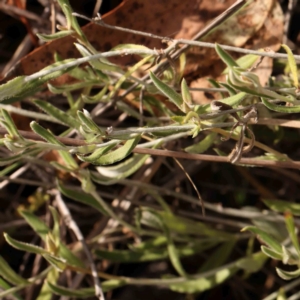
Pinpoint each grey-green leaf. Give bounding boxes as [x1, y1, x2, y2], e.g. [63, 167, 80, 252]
[0, 59, 76, 104]
[263, 199, 300, 216]
[57, 180, 108, 215]
[185, 132, 216, 153]
[42, 254, 66, 272]
[150, 72, 183, 110]
[215, 44, 239, 68]
[242, 226, 282, 254]
[0, 256, 29, 285]
[4, 233, 49, 255]
[91, 136, 140, 165]
[94, 154, 150, 182]
[34, 100, 80, 129]
[261, 97, 300, 113]
[76, 144, 116, 163]
[19, 210, 49, 240]
[276, 267, 300, 280]
[47, 279, 126, 297]
[36, 30, 74, 42]
[261, 246, 283, 260]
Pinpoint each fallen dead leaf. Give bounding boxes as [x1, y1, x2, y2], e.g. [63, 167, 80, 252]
[2, 0, 235, 79]
[1, 0, 284, 108]
[189, 0, 284, 104]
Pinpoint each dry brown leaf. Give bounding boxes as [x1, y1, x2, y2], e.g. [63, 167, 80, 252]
[3, 0, 234, 79]
[190, 0, 284, 104]
[2, 0, 284, 107]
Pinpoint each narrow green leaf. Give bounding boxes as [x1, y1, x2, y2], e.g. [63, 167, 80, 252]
[285, 212, 300, 258]
[30, 121, 78, 169]
[36, 268, 59, 300]
[223, 54, 259, 74]
[181, 78, 192, 112]
[276, 288, 287, 300]
[47, 282, 94, 297]
[0, 256, 29, 285]
[133, 236, 168, 250]
[47, 279, 126, 297]
[91, 136, 140, 165]
[261, 97, 300, 113]
[56, 0, 87, 43]
[0, 281, 29, 299]
[198, 241, 236, 272]
[95, 154, 149, 182]
[0, 277, 24, 300]
[47, 81, 100, 94]
[185, 132, 216, 153]
[50, 162, 75, 173]
[22, 207, 83, 268]
[36, 30, 74, 42]
[0, 76, 38, 104]
[261, 246, 283, 260]
[219, 82, 237, 95]
[157, 211, 233, 239]
[169, 252, 267, 293]
[81, 85, 108, 103]
[169, 268, 238, 293]
[167, 238, 188, 277]
[263, 199, 300, 216]
[215, 44, 239, 68]
[30, 122, 65, 146]
[281, 245, 298, 265]
[1, 110, 23, 139]
[95, 241, 215, 263]
[242, 226, 282, 254]
[282, 44, 299, 88]
[108, 55, 152, 101]
[42, 254, 66, 272]
[48, 206, 60, 246]
[150, 72, 183, 110]
[236, 251, 267, 273]
[95, 248, 168, 263]
[76, 143, 117, 164]
[74, 43, 120, 72]
[57, 180, 108, 215]
[71, 144, 97, 155]
[276, 267, 300, 280]
[34, 100, 80, 129]
[111, 43, 152, 57]
[252, 217, 288, 244]
[0, 148, 39, 166]
[4, 233, 48, 255]
[77, 110, 104, 134]
[59, 243, 85, 268]
[19, 210, 49, 240]
[0, 59, 76, 104]
[139, 209, 188, 277]
[139, 208, 165, 230]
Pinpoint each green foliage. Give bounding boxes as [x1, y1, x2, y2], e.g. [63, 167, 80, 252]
[2, 1, 300, 299]
[243, 200, 300, 281]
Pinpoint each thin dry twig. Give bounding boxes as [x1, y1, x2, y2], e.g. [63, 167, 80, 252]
[0, 125, 298, 170]
[87, 0, 247, 116]
[2, 35, 33, 77]
[0, 2, 46, 24]
[54, 191, 105, 300]
[93, 0, 102, 17]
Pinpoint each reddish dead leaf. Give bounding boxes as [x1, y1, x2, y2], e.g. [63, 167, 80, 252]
[2, 0, 283, 107]
[190, 0, 284, 104]
[3, 0, 235, 79]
